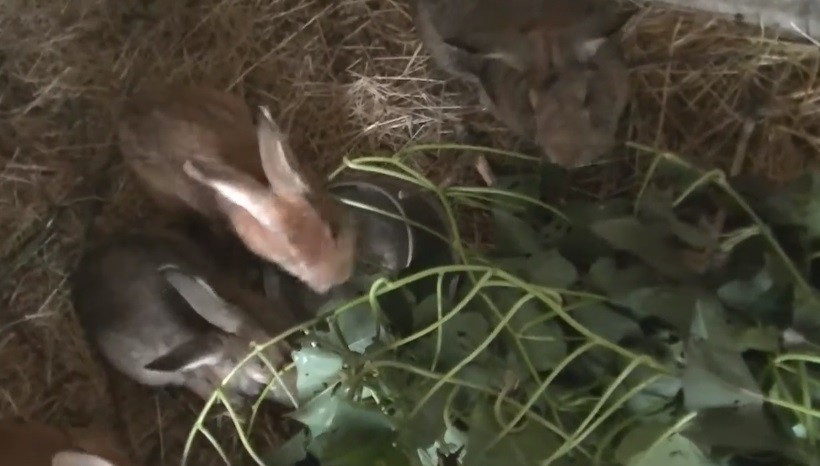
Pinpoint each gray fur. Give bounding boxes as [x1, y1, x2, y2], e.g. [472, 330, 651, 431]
[70, 231, 298, 407]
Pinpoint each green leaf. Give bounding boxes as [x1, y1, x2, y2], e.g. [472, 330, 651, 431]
[293, 347, 344, 400]
[574, 303, 642, 345]
[491, 208, 543, 255]
[617, 424, 718, 466]
[609, 341, 683, 415]
[573, 302, 643, 370]
[494, 249, 578, 289]
[291, 391, 395, 438]
[755, 172, 820, 240]
[288, 391, 348, 438]
[615, 422, 665, 464]
[493, 289, 567, 371]
[792, 288, 820, 346]
[333, 299, 387, 354]
[636, 187, 714, 249]
[311, 428, 416, 466]
[526, 249, 578, 289]
[562, 198, 632, 225]
[685, 404, 789, 454]
[494, 173, 541, 205]
[556, 228, 614, 268]
[614, 286, 701, 337]
[292, 392, 415, 466]
[462, 402, 568, 466]
[591, 217, 694, 280]
[409, 310, 492, 369]
[264, 431, 309, 466]
[555, 200, 633, 265]
[398, 382, 451, 449]
[717, 265, 774, 307]
[682, 300, 763, 411]
[727, 325, 780, 352]
[588, 257, 658, 297]
[411, 293, 455, 330]
[311, 272, 395, 352]
[717, 254, 792, 323]
[455, 359, 510, 394]
[516, 378, 558, 417]
[623, 373, 682, 415]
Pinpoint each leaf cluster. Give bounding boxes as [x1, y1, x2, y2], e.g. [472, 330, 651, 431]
[208, 151, 820, 466]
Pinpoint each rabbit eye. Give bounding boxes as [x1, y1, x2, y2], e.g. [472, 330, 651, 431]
[328, 219, 341, 239]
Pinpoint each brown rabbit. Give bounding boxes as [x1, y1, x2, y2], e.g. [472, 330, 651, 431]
[525, 32, 630, 168]
[118, 84, 356, 294]
[413, 0, 630, 167]
[0, 420, 138, 466]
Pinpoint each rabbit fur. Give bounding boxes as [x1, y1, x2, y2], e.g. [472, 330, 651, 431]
[413, 0, 630, 167]
[527, 33, 630, 168]
[70, 231, 299, 408]
[0, 420, 137, 466]
[118, 84, 356, 294]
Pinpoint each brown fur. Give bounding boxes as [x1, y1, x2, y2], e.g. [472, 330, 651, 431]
[119, 84, 261, 217]
[525, 32, 630, 167]
[118, 84, 356, 293]
[0, 420, 138, 466]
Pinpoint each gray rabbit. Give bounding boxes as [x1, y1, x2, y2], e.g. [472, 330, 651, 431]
[413, 0, 630, 168]
[71, 231, 298, 408]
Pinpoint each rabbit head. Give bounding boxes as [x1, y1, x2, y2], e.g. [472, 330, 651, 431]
[183, 106, 356, 294]
[144, 266, 297, 406]
[526, 36, 625, 168]
[527, 67, 614, 168]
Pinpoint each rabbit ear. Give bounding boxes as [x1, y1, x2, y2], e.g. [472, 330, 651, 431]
[143, 334, 224, 373]
[575, 37, 606, 62]
[52, 451, 117, 466]
[183, 161, 279, 229]
[528, 88, 539, 109]
[439, 38, 490, 76]
[160, 266, 244, 334]
[256, 106, 310, 196]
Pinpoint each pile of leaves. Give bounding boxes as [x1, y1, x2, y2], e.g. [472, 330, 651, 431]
[191, 149, 820, 466]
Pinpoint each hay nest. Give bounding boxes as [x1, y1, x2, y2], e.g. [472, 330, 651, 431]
[0, 0, 818, 464]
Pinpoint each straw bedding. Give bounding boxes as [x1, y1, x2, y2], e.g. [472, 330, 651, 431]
[0, 0, 818, 464]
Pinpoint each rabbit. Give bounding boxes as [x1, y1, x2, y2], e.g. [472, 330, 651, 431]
[0, 420, 137, 466]
[413, 0, 630, 167]
[117, 84, 356, 294]
[70, 230, 299, 408]
[413, 0, 618, 78]
[525, 33, 630, 168]
[265, 174, 462, 337]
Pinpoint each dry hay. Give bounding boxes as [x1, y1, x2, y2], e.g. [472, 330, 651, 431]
[0, 0, 819, 464]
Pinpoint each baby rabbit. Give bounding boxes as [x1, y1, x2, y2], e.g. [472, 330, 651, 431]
[0, 420, 137, 466]
[118, 84, 356, 294]
[526, 33, 630, 168]
[414, 0, 616, 77]
[413, 0, 630, 168]
[70, 231, 298, 408]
